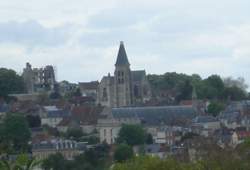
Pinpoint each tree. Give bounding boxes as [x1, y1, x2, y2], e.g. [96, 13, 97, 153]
[73, 88, 82, 97]
[176, 79, 193, 102]
[114, 144, 134, 163]
[223, 77, 248, 92]
[0, 154, 41, 170]
[117, 124, 146, 146]
[66, 128, 84, 141]
[1, 113, 31, 153]
[223, 86, 247, 101]
[145, 133, 153, 144]
[0, 68, 25, 98]
[207, 102, 225, 117]
[26, 115, 41, 128]
[42, 153, 67, 170]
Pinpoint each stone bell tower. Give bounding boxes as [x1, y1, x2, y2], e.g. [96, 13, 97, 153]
[114, 41, 133, 107]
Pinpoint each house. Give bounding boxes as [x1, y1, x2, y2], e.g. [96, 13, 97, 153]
[71, 105, 104, 133]
[133, 144, 167, 159]
[235, 130, 250, 143]
[151, 126, 182, 146]
[213, 128, 233, 148]
[97, 118, 121, 145]
[225, 100, 250, 116]
[78, 81, 99, 99]
[192, 116, 220, 137]
[32, 139, 86, 160]
[41, 106, 70, 128]
[219, 111, 241, 129]
[240, 115, 250, 130]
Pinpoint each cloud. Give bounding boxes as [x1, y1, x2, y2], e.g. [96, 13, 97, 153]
[0, 20, 70, 46]
[0, 0, 250, 87]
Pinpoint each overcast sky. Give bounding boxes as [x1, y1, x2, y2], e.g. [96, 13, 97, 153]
[0, 0, 249, 85]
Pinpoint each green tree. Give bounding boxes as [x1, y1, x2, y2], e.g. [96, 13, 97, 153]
[145, 133, 153, 144]
[73, 88, 82, 97]
[1, 113, 31, 153]
[26, 115, 41, 128]
[114, 144, 134, 163]
[117, 124, 146, 146]
[0, 154, 40, 170]
[207, 102, 225, 117]
[176, 79, 193, 102]
[66, 128, 84, 141]
[0, 68, 25, 97]
[223, 86, 247, 101]
[42, 153, 67, 170]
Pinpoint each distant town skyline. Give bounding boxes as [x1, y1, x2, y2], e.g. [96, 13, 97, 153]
[0, 0, 249, 85]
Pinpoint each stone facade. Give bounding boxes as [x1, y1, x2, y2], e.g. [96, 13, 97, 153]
[22, 62, 56, 93]
[97, 41, 151, 107]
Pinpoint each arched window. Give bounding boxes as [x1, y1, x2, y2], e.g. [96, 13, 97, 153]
[117, 71, 124, 84]
[134, 85, 139, 97]
[102, 88, 108, 101]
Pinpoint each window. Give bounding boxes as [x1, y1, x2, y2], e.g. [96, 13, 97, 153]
[102, 88, 107, 101]
[104, 129, 106, 136]
[134, 85, 139, 97]
[117, 71, 124, 84]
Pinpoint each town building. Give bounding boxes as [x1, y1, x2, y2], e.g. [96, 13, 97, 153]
[41, 106, 70, 128]
[97, 105, 196, 144]
[79, 81, 99, 100]
[32, 139, 86, 160]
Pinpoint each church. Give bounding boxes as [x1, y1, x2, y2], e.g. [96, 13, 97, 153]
[97, 41, 151, 108]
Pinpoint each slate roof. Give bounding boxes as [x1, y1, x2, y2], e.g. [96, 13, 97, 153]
[132, 70, 146, 82]
[0, 103, 9, 113]
[115, 41, 130, 66]
[112, 106, 196, 126]
[71, 106, 104, 125]
[193, 116, 218, 123]
[44, 106, 70, 118]
[79, 81, 99, 90]
[219, 112, 241, 123]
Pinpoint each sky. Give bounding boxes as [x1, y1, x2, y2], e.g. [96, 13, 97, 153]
[0, 0, 249, 85]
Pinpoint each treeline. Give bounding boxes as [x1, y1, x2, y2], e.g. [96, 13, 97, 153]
[0, 68, 25, 98]
[113, 136, 250, 170]
[148, 72, 249, 103]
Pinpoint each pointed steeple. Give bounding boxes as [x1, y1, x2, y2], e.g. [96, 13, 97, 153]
[115, 41, 130, 66]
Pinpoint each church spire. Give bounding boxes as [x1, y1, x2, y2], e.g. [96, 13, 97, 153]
[115, 41, 130, 66]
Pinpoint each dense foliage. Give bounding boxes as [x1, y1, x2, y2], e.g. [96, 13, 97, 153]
[114, 144, 134, 163]
[117, 124, 146, 146]
[0, 154, 40, 170]
[26, 115, 41, 128]
[112, 154, 250, 170]
[148, 72, 248, 104]
[0, 68, 25, 97]
[207, 101, 225, 117]
[66, 128, 84, 141]
[0, 113, 31, 154]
